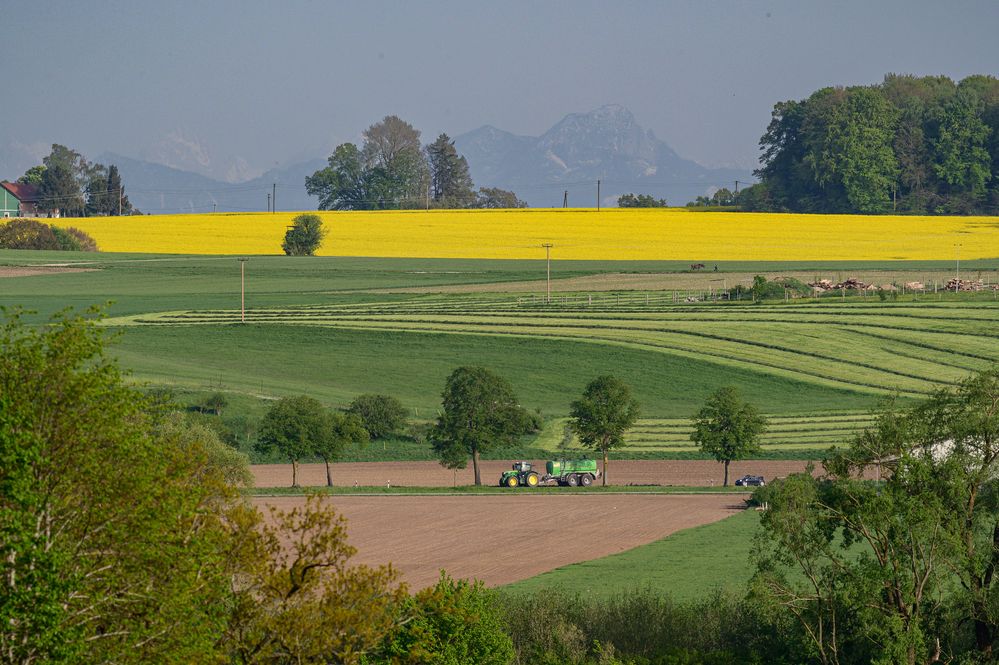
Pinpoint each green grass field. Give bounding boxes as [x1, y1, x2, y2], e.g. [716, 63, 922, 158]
[503, 510, 761, 601]
[5, 250, 999, 460]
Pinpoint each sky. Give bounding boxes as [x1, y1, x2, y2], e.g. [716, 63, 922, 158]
[3, 0, 998, 180]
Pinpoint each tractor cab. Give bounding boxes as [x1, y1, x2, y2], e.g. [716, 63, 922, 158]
[500, 461, 540, 488]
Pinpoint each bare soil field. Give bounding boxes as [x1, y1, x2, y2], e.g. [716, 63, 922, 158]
[253, 493, 745, 588]
[0, 266, 96, 278]
[251, 459, 821, 488]
[372, 270, 970, 294]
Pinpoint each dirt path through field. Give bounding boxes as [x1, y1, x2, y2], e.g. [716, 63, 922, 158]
[0, 266, 97, 278]
[252, 459, 820, 488]
[253, 494, 745, 588]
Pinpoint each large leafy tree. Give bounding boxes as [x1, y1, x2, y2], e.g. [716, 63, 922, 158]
[362, 115, 428, 208]
[305, 143, 369, 210]
[690, 386, 766, 486]
[429, 366, 531, 486]
[569, 375, 640, 486]
[257, 395, 331, 487]
[931, 88, 992, 208]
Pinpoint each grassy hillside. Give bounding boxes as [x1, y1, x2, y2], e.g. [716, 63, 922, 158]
[503, 510, 761, 601]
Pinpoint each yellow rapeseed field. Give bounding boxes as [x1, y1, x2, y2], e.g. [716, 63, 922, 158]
[47, 209, 999, 260]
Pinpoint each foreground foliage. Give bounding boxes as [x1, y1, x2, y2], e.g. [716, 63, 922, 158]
[753, 367, 999, 664]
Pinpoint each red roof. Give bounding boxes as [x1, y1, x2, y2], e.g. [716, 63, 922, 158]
[1, 181, 40, 202]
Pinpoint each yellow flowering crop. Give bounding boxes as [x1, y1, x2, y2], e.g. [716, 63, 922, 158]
[48, 208, 999, 260]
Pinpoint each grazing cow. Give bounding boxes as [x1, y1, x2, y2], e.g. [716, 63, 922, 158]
[690, 263, 705, 271]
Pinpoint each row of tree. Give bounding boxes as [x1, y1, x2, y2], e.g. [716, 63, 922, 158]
[747, 74, 999, 215]
[254, 365, 767, 490]
[305, 115, 526, 210]
[17, 144, 135, 217]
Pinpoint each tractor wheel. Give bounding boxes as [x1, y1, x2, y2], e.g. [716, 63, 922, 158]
[526, 472, 540, 487]
[566, 474, 579, 487]
[579, 474, 593, 487]
[505, 475, 519, 488]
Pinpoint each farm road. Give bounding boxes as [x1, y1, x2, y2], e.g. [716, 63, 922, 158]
[253, 494, 745, 588]
[252, 459, 820, 489]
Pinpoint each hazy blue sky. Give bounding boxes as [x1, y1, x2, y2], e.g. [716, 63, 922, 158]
[3, 0, 998, 178]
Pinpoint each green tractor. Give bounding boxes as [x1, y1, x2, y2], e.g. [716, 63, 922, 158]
[500, 459, 600, 488]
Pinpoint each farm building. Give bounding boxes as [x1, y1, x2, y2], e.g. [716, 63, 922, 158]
[0, 181, 52, 217]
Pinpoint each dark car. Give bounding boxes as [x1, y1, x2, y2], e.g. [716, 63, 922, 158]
[734, 475, 765, 487]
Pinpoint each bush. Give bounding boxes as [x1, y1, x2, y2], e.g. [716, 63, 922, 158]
[282, 213, 326, 255]
[348, 394, 408, 439]
[729, 275, 811, 301]
[377, 573, 514, 664]
[0, 218, 98, 251]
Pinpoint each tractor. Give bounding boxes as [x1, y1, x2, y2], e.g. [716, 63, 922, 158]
[500, 459, 600, 488]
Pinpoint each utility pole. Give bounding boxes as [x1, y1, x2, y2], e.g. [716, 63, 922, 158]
[272, 183, 277, 212]
[734, 180, 740, 194]
[563, 190, 568, 208]
[597, 179, 601, 211]
[213, 202, 217, 213]
[542, 243, 553, 304]
[238, 258, 248, 324]
[956, 243, 962, 291]
[267, 193, 271, 212]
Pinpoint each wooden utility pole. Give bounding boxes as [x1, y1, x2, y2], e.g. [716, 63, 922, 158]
[267, 193, 271, 212]
[597, 180, 601, 210]
[238, 258, 248, 323]
[272, 183, 277, 212]
[563, 190, 568, 208]
[542, 243, 553, 303]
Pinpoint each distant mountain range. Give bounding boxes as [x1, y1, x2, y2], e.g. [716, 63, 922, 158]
[94, 153, 325, 214]
[454, 105, 753, 207]
[4, 106, 752, 214]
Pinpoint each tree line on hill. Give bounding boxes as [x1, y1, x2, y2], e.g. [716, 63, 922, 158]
[743, 74, 999, 215]
[305, 115, 526, 210]
[15, 144, 136, 216]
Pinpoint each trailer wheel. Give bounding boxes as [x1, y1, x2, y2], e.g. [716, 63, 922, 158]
[566, 474, 579, 487]
[506, 476, 519, 488]
[526, 472, 540, 487]
[579, 474, 593, 487]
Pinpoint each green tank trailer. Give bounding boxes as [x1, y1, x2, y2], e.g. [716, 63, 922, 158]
[499, 459, 600, 488]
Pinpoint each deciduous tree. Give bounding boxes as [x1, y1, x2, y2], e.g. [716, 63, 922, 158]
[429, 366, 532, 486]
[348, 394, 408, 439]
[569, 375, 640, 486]
[690, 386, 766, 486]
[257, 395, 330, 486]
[282, 213, 326, 255]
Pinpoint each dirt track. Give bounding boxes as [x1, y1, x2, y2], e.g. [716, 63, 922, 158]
[0, 266, 96, 278]
[252, 459, 820, 489]
[253, 494, 745, 588]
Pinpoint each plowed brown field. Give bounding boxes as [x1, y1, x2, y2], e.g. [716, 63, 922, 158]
[253, 494, 746, 588]
[252, 459, 819, 489]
